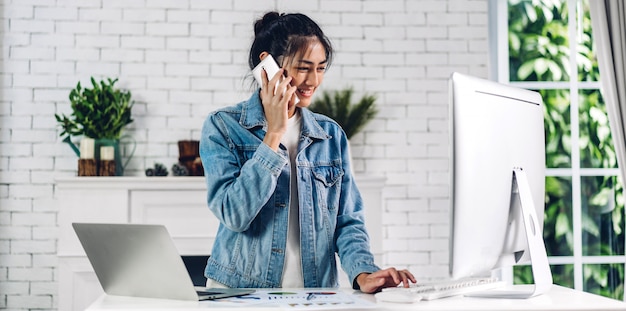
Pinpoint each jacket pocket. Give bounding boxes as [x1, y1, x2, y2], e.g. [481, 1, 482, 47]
[311, 164, 344, 211]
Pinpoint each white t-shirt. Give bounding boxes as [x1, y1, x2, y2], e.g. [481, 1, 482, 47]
[280, 109, 304, 288]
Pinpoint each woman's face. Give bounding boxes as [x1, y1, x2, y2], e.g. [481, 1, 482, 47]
[282, 39, 327, 108]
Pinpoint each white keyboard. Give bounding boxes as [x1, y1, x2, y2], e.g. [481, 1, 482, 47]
[381, 277, 505, 301]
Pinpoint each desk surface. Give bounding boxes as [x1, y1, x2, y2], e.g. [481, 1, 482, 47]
[86, 285, 626, 311]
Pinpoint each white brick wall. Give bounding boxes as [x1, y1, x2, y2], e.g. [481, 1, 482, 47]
[0, 0, 488, 309]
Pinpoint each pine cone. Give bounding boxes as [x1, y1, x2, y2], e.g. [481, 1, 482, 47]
[154, 163, 168, 176]
[172, 163, 189, 176]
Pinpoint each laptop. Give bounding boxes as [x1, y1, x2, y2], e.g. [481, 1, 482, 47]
[72, 222, 254, 301]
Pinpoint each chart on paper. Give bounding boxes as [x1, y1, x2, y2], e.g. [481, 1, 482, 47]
[202, 289, 376, 310]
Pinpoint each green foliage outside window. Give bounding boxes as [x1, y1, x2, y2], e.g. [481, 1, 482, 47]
[509, 0, 570, 82]
[508, 0, 624, 300]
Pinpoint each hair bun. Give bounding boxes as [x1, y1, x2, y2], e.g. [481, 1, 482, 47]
[254, 11, 281, 35]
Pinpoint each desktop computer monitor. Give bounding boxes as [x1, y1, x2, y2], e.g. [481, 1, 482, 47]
[448, 72, 553, 298]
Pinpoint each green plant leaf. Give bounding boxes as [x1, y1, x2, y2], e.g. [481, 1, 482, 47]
[308, 87, 378, 140]
[56, 77, 134, 139]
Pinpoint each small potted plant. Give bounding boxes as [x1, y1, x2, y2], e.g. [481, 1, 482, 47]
[308, 87, 378, 173]
[55, 77, 135, 176]
[308, 87, 378, 139]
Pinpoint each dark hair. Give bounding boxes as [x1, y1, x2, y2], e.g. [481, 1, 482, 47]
[248, 12, 333, 70]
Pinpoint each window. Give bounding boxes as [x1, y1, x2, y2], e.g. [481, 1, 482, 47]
[491, 0, 625, 300]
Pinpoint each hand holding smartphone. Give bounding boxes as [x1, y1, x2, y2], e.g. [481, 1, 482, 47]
[252, 54, 299, 104]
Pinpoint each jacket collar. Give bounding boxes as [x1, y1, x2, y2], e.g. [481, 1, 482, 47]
[240, 91, 331, 140]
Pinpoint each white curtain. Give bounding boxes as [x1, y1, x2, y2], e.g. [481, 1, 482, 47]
[589, 2, 626, 199]
[589, 0, 626, 302]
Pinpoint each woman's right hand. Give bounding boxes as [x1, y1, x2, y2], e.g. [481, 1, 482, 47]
[260, 68, 297, 151]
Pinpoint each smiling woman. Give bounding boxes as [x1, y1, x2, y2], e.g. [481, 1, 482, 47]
[198, 11, 416, 293]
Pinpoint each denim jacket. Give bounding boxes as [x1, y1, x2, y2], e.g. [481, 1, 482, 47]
[199, 92, 380, 289]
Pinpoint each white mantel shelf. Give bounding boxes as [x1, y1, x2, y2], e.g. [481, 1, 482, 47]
[55, 176, 207, 190]
[56, 174, 386, 311]
[55, 174, 385, 188]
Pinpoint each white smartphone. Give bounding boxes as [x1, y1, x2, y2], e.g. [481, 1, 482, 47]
[252, 54, 299, 104]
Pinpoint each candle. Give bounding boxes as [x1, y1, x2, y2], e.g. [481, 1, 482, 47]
[100, 146, 115, 161]
[79, 137, 94, 159]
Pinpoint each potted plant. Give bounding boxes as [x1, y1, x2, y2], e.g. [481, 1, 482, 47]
[308, 87, 378, 173]
[308, 87, 378, 139]
[55, 77, 135, 176]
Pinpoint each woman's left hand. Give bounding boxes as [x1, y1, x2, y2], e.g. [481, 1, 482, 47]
[356, 268, 417, 294]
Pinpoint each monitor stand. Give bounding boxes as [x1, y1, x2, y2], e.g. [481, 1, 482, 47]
[468, 168, 553, 299]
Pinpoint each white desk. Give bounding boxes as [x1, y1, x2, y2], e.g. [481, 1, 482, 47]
[86, 285, 625, 311]
[57, 176, 385, 311]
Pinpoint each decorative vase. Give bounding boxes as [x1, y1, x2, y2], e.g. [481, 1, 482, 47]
[178, 140, 204, 176]
[95, 137, 135, 176]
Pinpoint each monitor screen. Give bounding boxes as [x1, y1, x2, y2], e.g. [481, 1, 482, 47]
[448, 72, 552, 297]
